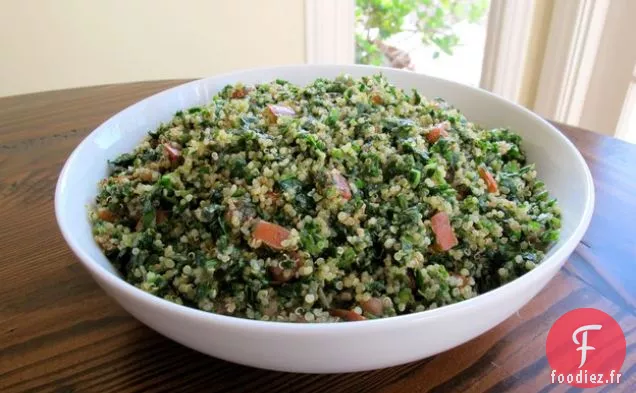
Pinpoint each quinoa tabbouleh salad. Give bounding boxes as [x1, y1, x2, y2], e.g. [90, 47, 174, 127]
[90, 74, 561, 323]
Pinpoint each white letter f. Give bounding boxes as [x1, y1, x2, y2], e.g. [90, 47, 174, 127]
[572, 324, 602, 368]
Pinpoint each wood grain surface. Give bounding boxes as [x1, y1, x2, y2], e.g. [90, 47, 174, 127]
[1, 81, 635, 393]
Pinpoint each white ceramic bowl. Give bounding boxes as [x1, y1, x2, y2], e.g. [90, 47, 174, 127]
[55, 65, 594, 373]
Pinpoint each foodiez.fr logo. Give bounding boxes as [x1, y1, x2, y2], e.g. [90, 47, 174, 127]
[546, 308, 626, 388]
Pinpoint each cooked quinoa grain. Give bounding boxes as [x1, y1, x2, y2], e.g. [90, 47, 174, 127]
[90, 74, 561, 322]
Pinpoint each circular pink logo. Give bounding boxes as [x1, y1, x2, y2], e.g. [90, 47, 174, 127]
[546, 308, 626, 388]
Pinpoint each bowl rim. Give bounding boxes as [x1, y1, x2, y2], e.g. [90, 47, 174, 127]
[54, 64, 595, 332]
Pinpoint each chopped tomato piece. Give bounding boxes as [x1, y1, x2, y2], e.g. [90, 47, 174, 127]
[215, 302, 229, 315]
[262, 298, 279, 317]
[135, 209, 168, 231]
[426, 123, 449, 143]
[269, 255, 302, 283]
[430, 211, 458, 251]
[269, 266, 293, 283]
[265, 191, 280, 203]
[329, 309, 367, 321]
[163, 143, 181, 161]
[231, 86, 251, 99]
[264, 104, 296, 124]
[360, 297, 383, 316]
[156, 209, 168, 225]
[270, 252, 302, 283]
[252, 220, 291, 250]
[97, 208, 116, 222]
[224, 208, 234, 225]
[478, 166, 498, 193]
[452, 274, 470, 289]
[406, 269, 416, 290]
[331, 169, 352, 200]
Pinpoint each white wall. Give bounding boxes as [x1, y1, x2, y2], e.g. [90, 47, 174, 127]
[0, 0, 307, 97]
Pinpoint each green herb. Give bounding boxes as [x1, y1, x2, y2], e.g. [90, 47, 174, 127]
[141, 198, 156, 229]
[408, 169, 421, 186]
[326, 108, 339, 127]
[300, 219, 329, 256]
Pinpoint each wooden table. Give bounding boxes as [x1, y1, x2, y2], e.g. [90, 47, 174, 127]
[1, 81, 635, 393]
